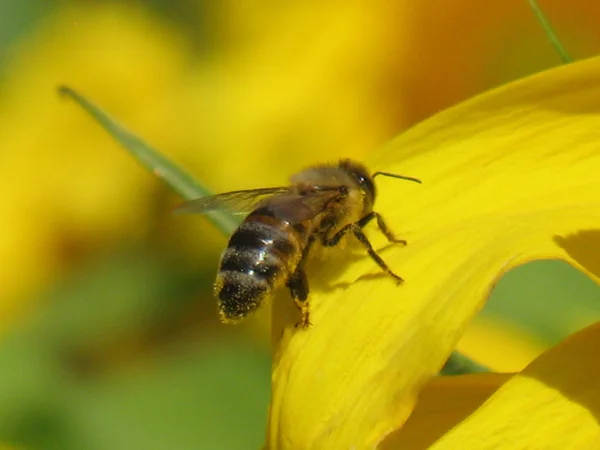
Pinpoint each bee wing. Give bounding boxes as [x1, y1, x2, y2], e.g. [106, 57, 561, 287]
[173, 187, 290, 215]
[263, 186, 345, 223]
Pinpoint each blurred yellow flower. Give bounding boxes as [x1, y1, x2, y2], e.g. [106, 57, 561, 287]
[177, 0, 414, 192]
[266, 56, 600, 448]
[0, 3, 189, 329]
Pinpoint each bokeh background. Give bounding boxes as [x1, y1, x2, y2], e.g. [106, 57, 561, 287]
[1, 1, 600, 449]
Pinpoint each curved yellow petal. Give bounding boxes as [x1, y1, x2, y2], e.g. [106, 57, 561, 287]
[380, 373, 512, 450]
[457, 317, 547, 372]
[267, 55, 600, 449]
[430, 322, 600, 449]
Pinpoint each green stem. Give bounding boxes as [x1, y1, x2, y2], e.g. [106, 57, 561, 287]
[440, 351, 491, 376]
[528, 0, 573, 64]
[58, 86, 239, 235]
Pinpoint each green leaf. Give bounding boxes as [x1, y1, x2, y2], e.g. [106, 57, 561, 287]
[58, 86, 238, 235]
[528, 0, 573, 64]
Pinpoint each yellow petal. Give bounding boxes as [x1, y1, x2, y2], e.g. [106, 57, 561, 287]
[430, 322, 600, 449]
[457, 317, 547, 372]
[267, 55, 600, 449]
[380, 373, 511, 450]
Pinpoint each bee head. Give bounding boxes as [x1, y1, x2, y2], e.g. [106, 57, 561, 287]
[338, 159, 377, 207]
[338, 159, 422, 211]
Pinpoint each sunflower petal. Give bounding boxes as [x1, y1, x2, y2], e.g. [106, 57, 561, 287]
[381, 373, 512, 449]
[268, 56, 600, 449]
[429, 322, 600, 448]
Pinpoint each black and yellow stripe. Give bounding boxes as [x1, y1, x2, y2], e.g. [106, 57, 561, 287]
[215, 207, 307, 322]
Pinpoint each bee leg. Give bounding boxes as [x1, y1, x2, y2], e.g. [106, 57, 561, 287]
[287, 268, 312, 328]
[338, 211, 405, 245]
[321, 216, 404, 285]
[286, 237, 315, 328]
[351, 226, 404, 284]
[368, 212, 407, 246]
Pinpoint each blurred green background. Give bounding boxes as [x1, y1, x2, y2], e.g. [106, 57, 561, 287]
[1, 1, 600, 449]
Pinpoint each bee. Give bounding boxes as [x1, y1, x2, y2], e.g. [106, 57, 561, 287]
[174, 159, 421, 328]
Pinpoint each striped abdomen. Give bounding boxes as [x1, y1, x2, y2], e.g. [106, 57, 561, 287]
[215, 208, 308, 323]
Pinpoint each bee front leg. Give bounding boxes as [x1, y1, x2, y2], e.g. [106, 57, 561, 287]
[347, 211, 406, 245]
[350, 225, 404, 284]
[286, 268, 311, 328]
[369, 212, 407, 246]
[321, 213, 404, 284]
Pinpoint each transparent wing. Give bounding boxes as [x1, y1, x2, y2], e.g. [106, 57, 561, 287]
[255, 187, 345, 223]
[172, 187, 290, 215]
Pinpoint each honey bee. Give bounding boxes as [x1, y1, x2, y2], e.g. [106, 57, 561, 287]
[174, 159, 420, 328]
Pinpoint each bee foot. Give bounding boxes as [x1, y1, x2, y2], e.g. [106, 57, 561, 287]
[392, 274, 404, 285]
[292, 298, 312, 329]
[295, 317, 313, 329]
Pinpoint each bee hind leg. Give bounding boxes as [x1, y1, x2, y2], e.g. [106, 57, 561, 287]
[286, 268, 312, 328]
[287, 236, 316, 329]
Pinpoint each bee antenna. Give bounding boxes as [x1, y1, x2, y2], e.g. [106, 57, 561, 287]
[372, 171, 422, 184]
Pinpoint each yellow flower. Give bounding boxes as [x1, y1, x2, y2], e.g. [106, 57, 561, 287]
[266, 56, 600, 448]
[383, 321, 600, 448]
